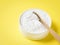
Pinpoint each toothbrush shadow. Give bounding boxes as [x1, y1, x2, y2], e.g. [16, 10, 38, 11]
[35, 22, 58, 42]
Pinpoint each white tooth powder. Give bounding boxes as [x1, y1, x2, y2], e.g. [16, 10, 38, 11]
[19, 9, 52, 40]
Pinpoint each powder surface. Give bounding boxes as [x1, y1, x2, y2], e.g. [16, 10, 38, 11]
[20, 9, 51, 34]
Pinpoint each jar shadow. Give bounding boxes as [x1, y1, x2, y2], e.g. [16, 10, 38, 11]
[33, 21, 58, 43]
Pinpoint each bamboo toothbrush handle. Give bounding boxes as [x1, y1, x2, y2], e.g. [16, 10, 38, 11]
[33, 11, 60, 42]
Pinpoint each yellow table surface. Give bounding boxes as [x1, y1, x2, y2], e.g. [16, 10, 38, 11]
[0, 0, 60, 45]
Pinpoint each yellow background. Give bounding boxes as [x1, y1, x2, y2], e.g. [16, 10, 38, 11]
[0, 0, 60, 45]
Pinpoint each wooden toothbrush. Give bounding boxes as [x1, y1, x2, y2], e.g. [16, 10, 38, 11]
[33, 11, 60, 42]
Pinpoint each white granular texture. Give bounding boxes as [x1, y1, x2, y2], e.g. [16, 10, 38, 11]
[20, 9, 51, 40]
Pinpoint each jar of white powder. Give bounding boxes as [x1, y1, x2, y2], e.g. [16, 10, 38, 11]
[19, 9, 52, 40]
